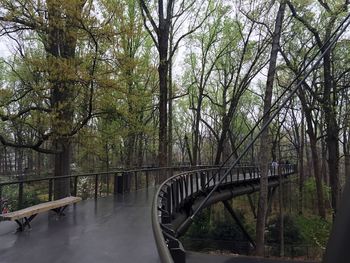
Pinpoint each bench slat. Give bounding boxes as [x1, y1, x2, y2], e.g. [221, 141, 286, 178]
[0, 196, 82, 221]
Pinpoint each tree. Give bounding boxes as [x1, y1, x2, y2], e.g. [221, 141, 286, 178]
[286, 0, 349, 215]
[139, 0, 212, 174]
[0, 0, 103, 198]
[255, 0, 286, 256]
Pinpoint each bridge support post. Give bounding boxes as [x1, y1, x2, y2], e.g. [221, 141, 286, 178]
[222, 200, 256, 248]
[168, 238, 186, 263]
[247, 194, 257, 219]
[266, 186, 277, 221]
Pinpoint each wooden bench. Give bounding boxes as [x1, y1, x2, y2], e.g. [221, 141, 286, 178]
[0, 196, 82, 231]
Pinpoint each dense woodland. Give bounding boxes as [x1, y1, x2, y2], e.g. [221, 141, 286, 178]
[0, 0, 350, 259]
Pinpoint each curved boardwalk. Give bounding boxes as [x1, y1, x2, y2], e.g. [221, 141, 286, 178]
[0, 186, 317, 263]
[0, 188, 160, 263]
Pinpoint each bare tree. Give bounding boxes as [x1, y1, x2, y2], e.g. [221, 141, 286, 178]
[255, 0, 286, 256]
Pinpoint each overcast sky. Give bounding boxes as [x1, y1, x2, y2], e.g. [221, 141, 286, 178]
[0, 40, 12, 58]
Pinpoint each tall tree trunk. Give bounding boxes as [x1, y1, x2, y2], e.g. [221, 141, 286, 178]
[305, 142, 312, 178]
[184, 135, 193, 165]
[278, 151, 284, 257]
[323, 49, 340, 214]
[215, 115, 231, 164]
[137, 134, 144, 167]
[36, 152, 41, 175]
[157, 23, 170, 173]
[125, 135, 136, 168]
[299, 92, 326, 219]
[53, 138, 71, 198]
[167, 24, 174, 167]
[343, 92, 350, 179]
[321, 136, 328, 184]
[46, 0, 85, 198]
[255, 1, 286, 256]
[344, 130, 350, 178]
[309, 135, 326, 219]
[299, 111, 305, 215]
[27, 150, 34, 171]
[192, 96, 203, 165]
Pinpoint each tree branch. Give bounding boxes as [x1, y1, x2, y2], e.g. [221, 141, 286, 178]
[286, 1, 323, 47]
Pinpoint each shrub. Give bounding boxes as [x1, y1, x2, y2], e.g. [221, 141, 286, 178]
[266, 214, 304, 245]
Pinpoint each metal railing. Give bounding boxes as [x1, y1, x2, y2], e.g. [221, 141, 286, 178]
[0, 165, 217, 214]
[152, 164, 297, 263]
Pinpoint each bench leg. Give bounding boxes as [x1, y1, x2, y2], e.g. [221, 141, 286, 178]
[15, 219, 24, 232]
[51, 205, 68, 216]
[15, 214, 37, 232]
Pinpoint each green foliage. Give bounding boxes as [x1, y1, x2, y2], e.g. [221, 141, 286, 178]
[266, 214, 304, 245]
[295, 215, 331, 249]
[304, 177, 331, 202]
[186, 208, 211, 238]
[266, 213, 331, 250]
[185, 207, 248, 241]
[209, 219, 247, 241]
[2, 185, 41, 212]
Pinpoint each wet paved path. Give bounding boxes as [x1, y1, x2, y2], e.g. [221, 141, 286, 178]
[0, 186, 318, 263]
[0, 188, 159, 263]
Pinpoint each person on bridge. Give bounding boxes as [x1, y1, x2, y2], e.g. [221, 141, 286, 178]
[271, 160, 278, 175]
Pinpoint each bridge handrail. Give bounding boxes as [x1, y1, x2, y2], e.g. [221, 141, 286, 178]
[0, 165, 219, 187]
[152, 166, 229, 263]
[152, 164, 296, 263]
[0, 165, 219, 214]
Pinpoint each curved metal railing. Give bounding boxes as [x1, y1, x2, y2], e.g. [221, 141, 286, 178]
[0, 165, 217, 213]
[152, 164, 296, 263]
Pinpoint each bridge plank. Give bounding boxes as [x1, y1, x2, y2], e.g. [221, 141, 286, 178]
[0, 196, 82, 221]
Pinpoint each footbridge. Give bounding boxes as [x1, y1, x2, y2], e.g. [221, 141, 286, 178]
[0, 165, 311, 263]
[152, 164, 296, 262]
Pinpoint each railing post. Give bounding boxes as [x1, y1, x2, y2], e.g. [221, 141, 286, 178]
[0, 185, 2, 212]
[114, 173, 118, 195]
[179, 179, 184, 203]
[166, 186, 172, 216]
[190, 174, 194, 195]
[18, 182, 23, 209]
[171, 183, 175, 209]
[73, 176, 78, 197]
[119, 173, 124, 194]
[206, 171, 210, 183]
[124, 172, 131, 192]
[174, 180, 179, 211]
[200, 172, 205, 190]
[49, 179, 53, 201]
[106, 173, 110, 196]
[146, 171, 149, 188]
[95, 174, 99, 199]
